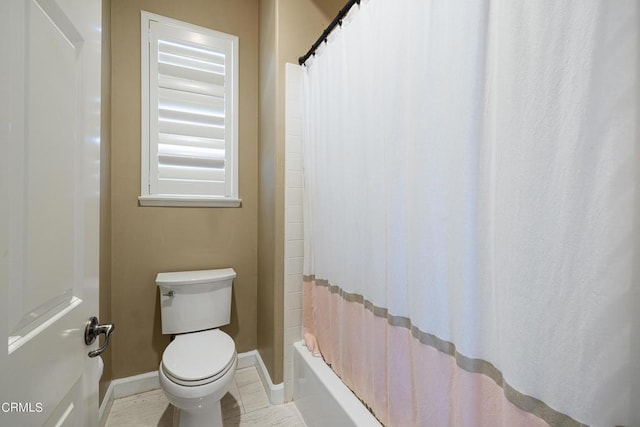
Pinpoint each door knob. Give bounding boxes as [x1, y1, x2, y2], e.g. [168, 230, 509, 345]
[84, 316, 115, 358]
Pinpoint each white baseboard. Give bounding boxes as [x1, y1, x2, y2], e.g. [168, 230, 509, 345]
[237, 349, 258, 370]
[98, 382, 115, 427]
[98, 349, 285, 424]
[255, 350, 285, 405]
[112, 371, 160, 399]
[238, 350, 284, 405]
[235, 349, 284, 404]
[98, 371, 160, 426]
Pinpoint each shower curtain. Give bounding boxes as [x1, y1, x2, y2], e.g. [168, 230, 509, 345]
[301, 1, 639, 426]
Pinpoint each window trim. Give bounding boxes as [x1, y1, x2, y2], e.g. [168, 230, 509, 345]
[139, 11, 240, 208]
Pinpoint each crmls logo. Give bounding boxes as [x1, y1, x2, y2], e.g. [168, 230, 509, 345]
[1, 402, 43, 413]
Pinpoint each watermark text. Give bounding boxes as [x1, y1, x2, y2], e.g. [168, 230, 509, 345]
[1, 402, 43, 413]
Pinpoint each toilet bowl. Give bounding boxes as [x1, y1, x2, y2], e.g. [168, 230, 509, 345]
[159, 330, 237, 426]
[156, 268, 237, 427]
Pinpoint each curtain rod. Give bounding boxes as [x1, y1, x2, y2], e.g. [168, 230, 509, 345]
[298, 0, 360, 66]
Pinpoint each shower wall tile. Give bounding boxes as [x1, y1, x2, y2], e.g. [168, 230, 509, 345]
[287, 291, 302, 310]
[287, 240, 304, 257]
[286, 223, 304, 241]
[287, 257, 304, 275]
[286, 309, 302, 328]
[287, 153, 302, 171]
[287, 171, 303, 188]
[286, 188, 303, 206]
[290, 116, 302, 134]
[283, 63, 305, 402]
[285, 327, 302, 354]
[286, 274, 303, 293]
[286, 207, 303, 224]
[287, 133, 302, 154]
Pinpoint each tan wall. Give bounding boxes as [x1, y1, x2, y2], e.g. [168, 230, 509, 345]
[310, 0, 347, 21]
[257, 0, 278, 383]
[257, 0, 339, 384]
[107, 0, 338, 383]
[279, 0, 343, 65]
[110, 0, 259, 379]
[99, 0, 113, 404]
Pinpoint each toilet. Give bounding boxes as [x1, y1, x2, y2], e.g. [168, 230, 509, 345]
[156, 268, 237, 427]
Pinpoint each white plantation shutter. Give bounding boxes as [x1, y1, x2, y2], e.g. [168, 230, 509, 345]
[141, 13, 239, 205]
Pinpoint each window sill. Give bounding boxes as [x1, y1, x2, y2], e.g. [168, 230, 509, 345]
[138, 195, 242, 208]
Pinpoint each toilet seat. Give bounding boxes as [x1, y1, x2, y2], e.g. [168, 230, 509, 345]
[162, 329, 236, 387]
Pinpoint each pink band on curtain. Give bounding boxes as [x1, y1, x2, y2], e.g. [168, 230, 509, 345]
[304, 278, 578, 427]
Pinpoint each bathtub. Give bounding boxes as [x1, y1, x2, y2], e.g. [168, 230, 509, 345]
[293, 341, 382, 427]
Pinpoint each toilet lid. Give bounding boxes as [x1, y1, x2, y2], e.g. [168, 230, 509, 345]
[162, 329, 235, 382]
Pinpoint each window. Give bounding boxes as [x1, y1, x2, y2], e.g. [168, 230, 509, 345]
[139, 12, 240, 207]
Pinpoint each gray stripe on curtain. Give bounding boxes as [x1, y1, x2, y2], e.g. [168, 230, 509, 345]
[305, 276, 586, 427]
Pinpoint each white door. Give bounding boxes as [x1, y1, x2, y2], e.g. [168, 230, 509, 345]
[0, 0, 103, 425]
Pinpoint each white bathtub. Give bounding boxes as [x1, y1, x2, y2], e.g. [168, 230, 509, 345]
[293, 341, 382, 427]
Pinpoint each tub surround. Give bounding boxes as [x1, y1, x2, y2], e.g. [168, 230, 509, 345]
[283, 63, 305, 401]
[293, 342, 381, 427]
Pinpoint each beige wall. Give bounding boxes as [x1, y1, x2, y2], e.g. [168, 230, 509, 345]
[99, 0, 113, 403]
[310, 0, 347, 21]
[279, 0, 344, 65]
[258, 0, 340, 384]
[258, 0, 278, 384]
[110, 0, 259, 379]
[106, 0, 340, 384]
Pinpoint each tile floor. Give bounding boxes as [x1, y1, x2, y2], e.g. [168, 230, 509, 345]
[105, 366, 306, 426]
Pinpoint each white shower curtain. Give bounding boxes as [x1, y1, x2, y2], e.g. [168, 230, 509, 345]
[301, 0, 639, 426]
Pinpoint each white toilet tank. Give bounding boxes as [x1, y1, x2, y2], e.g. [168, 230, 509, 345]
[156, 268, 235, 335]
